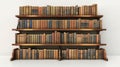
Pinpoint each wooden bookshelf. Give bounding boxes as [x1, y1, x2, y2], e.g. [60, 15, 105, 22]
[12, 43, 106, 47]
[16, 15, 103, 19]
[11, 4, 108, 61]
[12, 29, 106, 32]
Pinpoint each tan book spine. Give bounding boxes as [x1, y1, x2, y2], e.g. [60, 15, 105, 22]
[19, 6, 22, 15]
[76, 49, 78, 59]
[66, 49, 68, 59]
[39, 50, 43, 59]
[43, 20, 45, 29]
[40, 50, 43, 59]
[52, 33, 54, 44]
[16, 49, 20, 59]
[28, 48, 31, 59]
[69, 49, 71, 59]
[39, 20, 41, 29]
[96, 34, 99, 44]
[80, 50, 83, 59]
[38, 50, 40, 59]
[78, 7, 80, 15]
[100, 20, 102, 29]
[57, 50, 59, 59]
[26, 6, 29, 15]
[44, 20, 46, 29]
[37, 20, 39, 29]
[32, 49, 34, 59]
[16, 34, 19, 43]
[72, 49, 74, 59]
[70, 49, 73, 59]
[36, 20, 39, 29]
[23, 49, 26, 59]
[23, 6, 25, 15]
[53, 50, 55, 59]
[74, 20, 76, 29]
[38, 7, 41, 15]
[28, 6, 30, 15]
[29, 6, 32, 15]
[44, 20, 47, 29]
[73, 49, 75, 59]
[40, 20, 43, 29]
[44, 49, 46, 59]
[89, 20, 92, 28]
[81, 6, 84, 15]
[96, 50, 98, 59]
[78, 19, 81, 29]
[43, 33, 46, 44]
[54, 50, 56, 59]
[80, 6, 83, 16]
[95, 4, 97, 15]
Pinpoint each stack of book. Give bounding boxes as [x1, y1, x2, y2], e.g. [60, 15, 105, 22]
[14, 48, 104, 60]
[17, 19, 102, 29]
[16, 32, 100, 44]
[15, 48, 59, 59]
[62, 48, 104, 59]
[19, 4, 97, 16]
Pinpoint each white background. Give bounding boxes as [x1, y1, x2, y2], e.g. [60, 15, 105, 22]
[0, 0, 120, 61]
[0, 0, 120, 67]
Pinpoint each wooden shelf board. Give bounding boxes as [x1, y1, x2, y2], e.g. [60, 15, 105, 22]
[12, 29, 106, 31]
[16, 15, 103, 18]
[11, 58, 106, 61]
[12, 44, 106, 47]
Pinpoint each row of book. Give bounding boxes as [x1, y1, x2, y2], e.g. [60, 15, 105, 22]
[14, 48, 104, 59]
[17, 19, 102, 29]
[19, 4, 97, 16]
[15, 48, 59, 59]
[62, 49, 104, 59]
[16, 32, 100, 44]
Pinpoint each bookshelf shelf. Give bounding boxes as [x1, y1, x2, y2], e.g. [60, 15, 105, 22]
[11, 4, 108, 61]
[12, 29, 106, 32]
[12, 44, 106, 47]
[16, 15, 103, 19]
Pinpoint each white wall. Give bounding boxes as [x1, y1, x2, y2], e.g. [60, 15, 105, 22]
[0, 0, 120, 56]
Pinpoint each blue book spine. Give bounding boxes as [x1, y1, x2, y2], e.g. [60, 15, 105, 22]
[19, 20, 22, 29]
[36, 50, 39, 59]
[26, 50, 28, 59]
[29, 20, 32, 28]
[22, 20, 24, 28]
[48, 20, 50, 29]
[25, 20, 27, 28]
[50, 20, 52, 29]
[19, 49, 23, 59]
[94, 34, 96, 43]
[67, 33, 69, 43]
